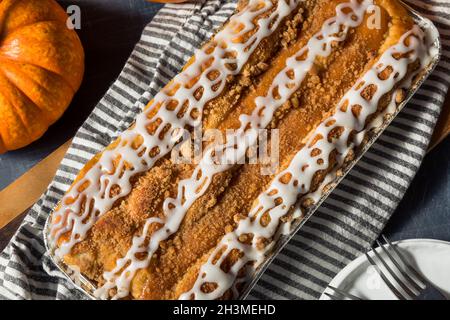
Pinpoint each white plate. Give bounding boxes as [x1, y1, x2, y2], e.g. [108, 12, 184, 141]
[320, 239, 450, 300]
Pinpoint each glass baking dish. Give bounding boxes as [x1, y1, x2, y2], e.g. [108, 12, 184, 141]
[43, 1, 442, 300]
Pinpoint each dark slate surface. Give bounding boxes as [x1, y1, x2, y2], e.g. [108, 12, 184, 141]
[0, 0, 448, 249]
[384, 137, 450, 242]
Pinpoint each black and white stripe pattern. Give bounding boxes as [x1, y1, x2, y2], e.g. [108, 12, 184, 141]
[0, 0, 447, 300]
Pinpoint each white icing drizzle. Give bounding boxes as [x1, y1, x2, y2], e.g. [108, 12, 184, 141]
[49, 0, 298, 259]
[95, 0, 375, 300]
[180, 25, 431, 300]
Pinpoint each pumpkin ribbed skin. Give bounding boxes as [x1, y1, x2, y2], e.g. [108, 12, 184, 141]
[0, 0, 84, 153]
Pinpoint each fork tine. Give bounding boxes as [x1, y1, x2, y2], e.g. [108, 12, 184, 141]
[371, 246, 417, 299]
[377, 239, 424, 292]
[328, 286, 363, 300]
[324, 292, 340, 300]
[382, 235, 428, 285]
[365, 251, 407, 300]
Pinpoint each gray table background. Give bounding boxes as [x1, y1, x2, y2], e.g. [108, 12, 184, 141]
[0, 0, 449, 249]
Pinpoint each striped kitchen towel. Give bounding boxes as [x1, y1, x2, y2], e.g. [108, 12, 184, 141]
[0, 0, 447, 300]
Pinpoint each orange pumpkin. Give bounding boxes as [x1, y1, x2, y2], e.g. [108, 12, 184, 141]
[0, 0, 84, 153]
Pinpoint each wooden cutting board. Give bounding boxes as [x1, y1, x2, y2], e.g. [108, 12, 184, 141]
[0, 98, 449, 231]
[0, 141, 71, 229]
[429, 93, 450, 151]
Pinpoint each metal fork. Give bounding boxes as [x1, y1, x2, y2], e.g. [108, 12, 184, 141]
[365, 235, 448, 300]
[324, 285, 364, 300]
